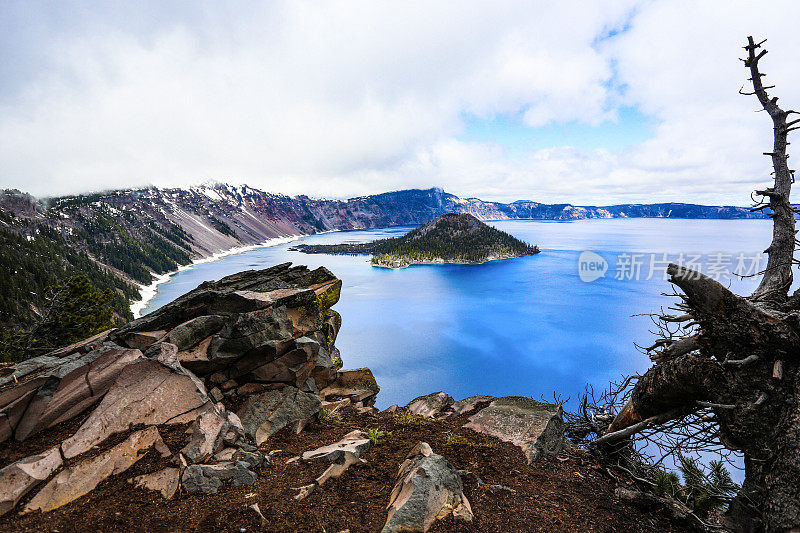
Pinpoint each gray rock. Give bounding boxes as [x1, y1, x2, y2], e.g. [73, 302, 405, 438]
[164, 315, 225, 351]
[250, 348, 314, 387]
[181, 467, 222, 494]
[237, 386, 321, 445]
[462, 396, 566, 463]
[233, 449, 264, 468]
[181, 407, 230, 463]
[181, 461, 257, 494]
[302, 377, 320, 395]
[382, 442, 473, 532]
[209, 308, 293, 363]
[238, 443, 258, 453]
[113, 263, 333, 337]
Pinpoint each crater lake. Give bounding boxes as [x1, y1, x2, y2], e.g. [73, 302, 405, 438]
[141, 219, 777, 409]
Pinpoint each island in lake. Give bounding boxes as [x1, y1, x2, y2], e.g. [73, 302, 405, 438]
[292, 212, 540, 268]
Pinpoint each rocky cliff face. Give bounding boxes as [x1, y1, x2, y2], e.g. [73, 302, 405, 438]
[0, 263, 378, 510]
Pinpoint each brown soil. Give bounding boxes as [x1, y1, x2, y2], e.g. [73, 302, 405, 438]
[0, 408, 691, 533]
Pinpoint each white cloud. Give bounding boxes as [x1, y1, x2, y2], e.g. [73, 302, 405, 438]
[1, 0, 799, 205]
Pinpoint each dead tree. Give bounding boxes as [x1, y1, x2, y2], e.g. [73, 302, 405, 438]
[597, 37, 800, 532]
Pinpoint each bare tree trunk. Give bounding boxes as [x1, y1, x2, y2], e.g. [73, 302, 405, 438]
[600, 37, 800, 532]
[744, 37, 797, 302]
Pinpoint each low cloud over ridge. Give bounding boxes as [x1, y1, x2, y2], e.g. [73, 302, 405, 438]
[1, 1, 800, 205]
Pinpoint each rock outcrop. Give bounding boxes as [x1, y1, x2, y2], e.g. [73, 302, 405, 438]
[0, 263, 355, 515]
[238, 387, 321, 445]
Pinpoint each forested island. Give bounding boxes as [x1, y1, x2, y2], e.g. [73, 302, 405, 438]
[292, 212, 539, 268]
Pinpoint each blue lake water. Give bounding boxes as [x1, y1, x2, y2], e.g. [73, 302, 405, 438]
[143, 219, 776, 410]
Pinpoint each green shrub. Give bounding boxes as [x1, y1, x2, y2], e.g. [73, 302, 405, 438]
[653, 469, 681, 499]
[367, 429, 392, 445]
[678, 457, 738, 517]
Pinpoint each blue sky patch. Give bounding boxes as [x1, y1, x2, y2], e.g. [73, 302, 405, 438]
[457, 106, 656, 158]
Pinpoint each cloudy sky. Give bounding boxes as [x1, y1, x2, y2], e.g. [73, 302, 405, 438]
[2, 1, 800, 204]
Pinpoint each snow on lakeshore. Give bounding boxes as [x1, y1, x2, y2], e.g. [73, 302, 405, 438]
[130, 235, 300, 318]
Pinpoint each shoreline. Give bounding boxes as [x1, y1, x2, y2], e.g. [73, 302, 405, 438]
[371, 249, 540, 269]
[130, 235, 302, 318]
[371, 254, 532, 269]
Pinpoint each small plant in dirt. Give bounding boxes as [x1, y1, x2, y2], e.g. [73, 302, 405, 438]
[393, 411, 432, 426]
[319, 407, 342, 426]
[367, 429, 392, 445]
[330, 353, 343, 370]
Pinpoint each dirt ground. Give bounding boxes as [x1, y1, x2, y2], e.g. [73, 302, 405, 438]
[0, 407, 692, 533]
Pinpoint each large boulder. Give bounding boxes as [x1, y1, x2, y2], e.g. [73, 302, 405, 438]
[14, 346, 144, 441]
[249, 345, 316, 386]
[462, 396, 566, 463]
[164, 315, 226, 351]
[237, 386, 321, 445]
[382, 442, 473, 533]
[208, 308, 293, 364]
[0, 345, 142, 443]
[113, 263, 337, 334]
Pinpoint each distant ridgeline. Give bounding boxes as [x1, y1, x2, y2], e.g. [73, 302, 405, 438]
[293, 213, 539, 268]
[0, 184, 771, 355]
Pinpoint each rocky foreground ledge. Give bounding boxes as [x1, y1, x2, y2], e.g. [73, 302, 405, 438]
[0, 263, 689, 532]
